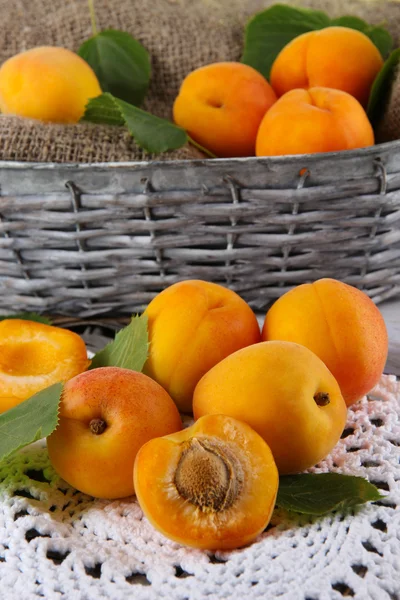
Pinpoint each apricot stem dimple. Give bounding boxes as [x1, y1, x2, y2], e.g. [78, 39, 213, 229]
[89, 418, 107, 435]
[174, 436, 243, 513]
[314, 391, 330, 406]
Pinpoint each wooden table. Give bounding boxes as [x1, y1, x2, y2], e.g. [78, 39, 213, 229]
[380, 299, 400, 376]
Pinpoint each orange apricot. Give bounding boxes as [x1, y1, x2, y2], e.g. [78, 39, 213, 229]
[193, 341, 347, 474]
[270, 27, 383, 107]
[0, 46, 101, 123]
[256, 87, 374, 157]
[47, 367, 182, 499]
[143, 280, 261, 413]
[134, 414, 278, 550]
[262, 278, 388, 406]
[0, 319, 90, 413]
[173, 61, 277, 157]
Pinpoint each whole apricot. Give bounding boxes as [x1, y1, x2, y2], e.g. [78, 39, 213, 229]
[143, 280, 261, 413]
[193, 341, 347, 474]
[270, 27, 383, 107]
[256, 87, 374, 157]
[0, 46, 102, 123]
[134, 414, 278, 550]
[0, 319, 90, 413]
[262, 278, 388, 406]
[47, 367, 182, 498]
[173, 61, 277, 157]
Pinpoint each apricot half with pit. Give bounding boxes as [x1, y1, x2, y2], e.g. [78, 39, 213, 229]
[134, 414, 278, 550]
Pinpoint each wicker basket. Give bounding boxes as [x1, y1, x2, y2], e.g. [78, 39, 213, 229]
[1, 140, 400, 317]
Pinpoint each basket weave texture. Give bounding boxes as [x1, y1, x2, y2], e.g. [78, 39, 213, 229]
[1, 0, 400, 315]
[1, 144, 400, 317]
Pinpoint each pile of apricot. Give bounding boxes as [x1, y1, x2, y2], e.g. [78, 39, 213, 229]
[173, 26, 383, 157]
[0, 277, 388, 550]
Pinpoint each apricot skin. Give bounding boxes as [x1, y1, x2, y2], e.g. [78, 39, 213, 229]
[193, 341, 347, 474]
[47, 367, 182, 499]
[0, 46, 102, 123]
[262, 278, 388, 406]
[134, 414, 278, 550]
[256, 87, 374, 157]
[270, 27, 383, 107]
[143, 280, 261, 413]
[173, 61, 277, 157]
[0, 319, 90, 413]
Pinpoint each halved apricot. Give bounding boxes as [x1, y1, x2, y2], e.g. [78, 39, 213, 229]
[0, 319, 90, 412]
[134, 414, 279, 550]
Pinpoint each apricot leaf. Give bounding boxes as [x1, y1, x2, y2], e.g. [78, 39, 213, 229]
[82, 92, 188, 153]
[78, 30, 151, 106]
[277, 473, 383, 515]
[0, 383, 62, 461]
[0, 312, 52, 324]
[367, 48, 400, 126]
[90, 313, 149, 371]
[242, 5, 393, 79]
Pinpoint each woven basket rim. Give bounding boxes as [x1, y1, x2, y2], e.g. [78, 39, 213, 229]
[1, 138, 399, 170]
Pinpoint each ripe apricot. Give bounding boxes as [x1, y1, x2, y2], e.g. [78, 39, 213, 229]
[47, 367, 182, 499]
[193, 341, 347, 474]
[143, 280, 261, 413]
[262, 278, 388, 406]
[270, 27, 383, 107]
[0, 319, 90, 413]
[0, 46, 102, 123]
[173, 61, 277, 157]
[256, 87, 374, 157]
[134, 414, 278, 550]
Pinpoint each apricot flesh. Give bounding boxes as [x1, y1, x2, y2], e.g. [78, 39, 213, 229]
[0, 319, 90, 413]
[134, 414, 279, 550]
[143, 280, 261, 413]
[0, 46, 102, 123]
[193, 341, 347, 474]
[270, 26, 384, 107]
[47, 367, 182, 499]
[262, 278, 388, 406]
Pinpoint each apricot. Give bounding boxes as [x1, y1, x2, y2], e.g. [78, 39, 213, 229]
[261, 278, 388, 406]
[143, 280, 261, 413]
[255, 87, 374, 157]
[173, 61, 277, 157]
[0, 46, 102, 123]
[193, 341, 347, 474]
[0, 319, 90, 413]
[134, 414, 278, 550]
[270, 27, 383, 107]
[47, 367, 182, 499]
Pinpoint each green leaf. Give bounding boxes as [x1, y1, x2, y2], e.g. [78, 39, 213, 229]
[82, 92, 188, 153]
[0, 383, 62, 461]
[90, 314, 149, 371]
[241, 4, 330, 79]
[367, 27, 393, 59]
[367, 48, 400, 126]
[79, 29, 151, 106]
[0, 312, 52, 325]
[277, 473, 383, 515]
[241, 5, 392, 79]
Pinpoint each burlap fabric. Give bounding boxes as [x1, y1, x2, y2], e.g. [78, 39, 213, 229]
[0, 0, 400, 163]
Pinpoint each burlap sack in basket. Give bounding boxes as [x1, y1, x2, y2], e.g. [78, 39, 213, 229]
[1, 0, 400, 163]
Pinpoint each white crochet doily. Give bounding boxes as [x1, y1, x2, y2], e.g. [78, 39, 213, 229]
[0, 373, 399, 600]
